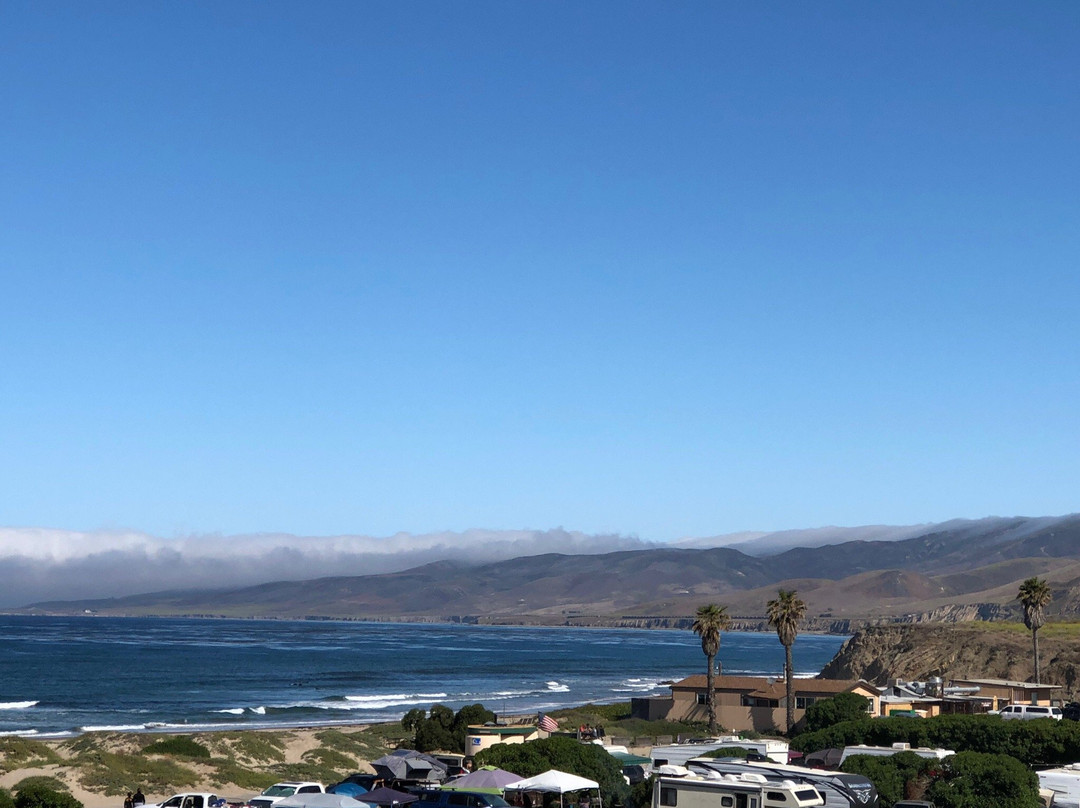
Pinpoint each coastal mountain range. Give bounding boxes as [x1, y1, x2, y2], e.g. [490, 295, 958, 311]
[18, 513, 1080, 627]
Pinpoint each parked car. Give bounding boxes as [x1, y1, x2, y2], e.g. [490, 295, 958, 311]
[248, 783, 325, 808]
[413, 791, 511, 808]
[998, 704, 1063, 720]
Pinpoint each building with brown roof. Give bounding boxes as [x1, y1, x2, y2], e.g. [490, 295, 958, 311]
[635, 674, 879, 733]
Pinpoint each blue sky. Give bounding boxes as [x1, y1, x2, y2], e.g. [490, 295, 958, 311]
[2, 2, 1078, 541]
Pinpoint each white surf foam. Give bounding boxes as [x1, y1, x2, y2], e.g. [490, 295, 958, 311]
[546, 681, 569, 692]
[0, 701, 39, 710]
[213, 708, 245, 715]
[249, 706, 266, 715]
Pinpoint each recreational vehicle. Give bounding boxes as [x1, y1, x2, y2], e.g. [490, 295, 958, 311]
[653, 771, 824, 808]
[687, 758, 878, 808]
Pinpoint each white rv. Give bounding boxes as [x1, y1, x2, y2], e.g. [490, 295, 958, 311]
[838, 743, 955, 765]
[1038, 763, 1080, 808]
[687, 758, 878, 808]
[653, 771, 825, 808]
[652, 736, 790, 766]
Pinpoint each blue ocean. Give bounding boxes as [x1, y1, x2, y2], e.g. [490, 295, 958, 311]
[0, 616, 846, 737]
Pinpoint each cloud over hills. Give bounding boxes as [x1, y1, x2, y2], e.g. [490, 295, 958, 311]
[0, 526, 658, 607]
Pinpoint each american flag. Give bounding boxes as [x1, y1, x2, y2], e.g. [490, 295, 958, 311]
[538, 713, 558, 732]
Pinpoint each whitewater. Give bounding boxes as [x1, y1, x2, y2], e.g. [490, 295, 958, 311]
[0, 616, 845, 737]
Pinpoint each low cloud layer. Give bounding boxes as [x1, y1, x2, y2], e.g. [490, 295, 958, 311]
[0, 527, 658, 608]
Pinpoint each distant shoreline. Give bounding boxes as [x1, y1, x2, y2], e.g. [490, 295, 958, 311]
[3, 610, 856, 635]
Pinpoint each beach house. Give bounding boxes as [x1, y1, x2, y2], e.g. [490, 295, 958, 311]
[633, 675, 880, 732]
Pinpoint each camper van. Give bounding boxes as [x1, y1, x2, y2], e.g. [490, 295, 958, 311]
[687, 758, 878, 808]
[653, 771, 824, 808]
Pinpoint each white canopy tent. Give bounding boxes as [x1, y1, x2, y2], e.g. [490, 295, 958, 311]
[504, 770, 602, 808]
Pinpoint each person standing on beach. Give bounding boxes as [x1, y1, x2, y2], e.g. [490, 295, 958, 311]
[133, 789, 145, 806]
[124, 793, 134, 808]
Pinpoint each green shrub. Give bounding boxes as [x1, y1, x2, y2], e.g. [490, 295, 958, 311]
[407, 703, 497, 754]
[840, 751, 935, 807]
[0, 740, 62, 773]
[74, 751, 200, 796]
[701, 747, 757, 759]
[142, 737, 211, 759]
[13, 783, 82, 808]
[10, 782, 66, 797]
[803, 693, 871, 733]
[0, 787, 15, 808]
[475, 736, 628, 807]
[925, 751, 1040, 808]
[791, 713, 1080, 767]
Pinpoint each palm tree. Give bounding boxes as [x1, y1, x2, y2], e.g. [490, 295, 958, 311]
[1018, 577, 1053, 684]
[767, 588, 807, 734]
[692, 604, 731, 734]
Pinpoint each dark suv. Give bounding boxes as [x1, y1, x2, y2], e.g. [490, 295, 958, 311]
[414, 792, 511, 808]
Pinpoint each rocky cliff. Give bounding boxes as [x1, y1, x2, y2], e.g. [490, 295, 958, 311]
[819, 623, 1080, 695]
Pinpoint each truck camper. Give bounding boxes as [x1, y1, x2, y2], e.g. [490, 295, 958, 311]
[653, 771, 825, 808]
[687, 758, 878, 808]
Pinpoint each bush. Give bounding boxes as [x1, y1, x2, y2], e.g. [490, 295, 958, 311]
[407, 703, 496, 754]
[475, 736, 627, 808]
[0, 787, 15, 808]
[790, 713, 1080, 767]
[840, 751, 935, 807]
[803, 693, 871, 733]
[925, 751, 1040, 808]
[142, 737, 211, 759]
[13, 783, 82, 808]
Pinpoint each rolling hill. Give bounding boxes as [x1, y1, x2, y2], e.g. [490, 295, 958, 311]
[19, 514, 1080, 627]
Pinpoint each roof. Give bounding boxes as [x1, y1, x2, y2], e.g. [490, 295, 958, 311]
[671, 675, 879, 695]
[468, 725, 536, 736]
[949, 678, 1062, 690]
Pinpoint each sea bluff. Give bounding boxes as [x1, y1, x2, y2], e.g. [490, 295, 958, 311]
[820, 622, 1080, 694]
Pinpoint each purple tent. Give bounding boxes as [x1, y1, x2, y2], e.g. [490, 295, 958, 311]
[443, 767, 523, 793]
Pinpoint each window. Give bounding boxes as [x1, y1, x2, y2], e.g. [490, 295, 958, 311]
[719, 798, 733, 807]
[765, 793, 787, 802]
[795, 697, 816, 709]
[794, 790, 820, 802]
[659, 787, 678, 807]
[697, 693, 708, 705]
[1031, 707, 1049, 714]
[448, 796, 470, 807]
[299, 788, 321, 794]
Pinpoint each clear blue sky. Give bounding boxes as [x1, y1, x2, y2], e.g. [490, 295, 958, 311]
[2, 2, 1078, 540]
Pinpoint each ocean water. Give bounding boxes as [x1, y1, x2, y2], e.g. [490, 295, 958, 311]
[0, 616, 846, 737]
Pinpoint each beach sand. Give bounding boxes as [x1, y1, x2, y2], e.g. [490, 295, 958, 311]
[0, 724, 380, 808]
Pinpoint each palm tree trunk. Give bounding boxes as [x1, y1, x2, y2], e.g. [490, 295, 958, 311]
[785, 643, 794, 734]
[1033, 628, 1041, 685]
[706, 652, 716, 733]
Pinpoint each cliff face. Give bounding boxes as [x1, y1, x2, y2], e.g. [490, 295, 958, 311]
[818, 623, 1080, 696]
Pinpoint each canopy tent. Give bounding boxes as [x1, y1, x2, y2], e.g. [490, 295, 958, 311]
[355, 788, 417, 807]
[276, 795, 371, 808]
[442, 767, 523, 794]
[372, 750, 450, 783]
[608, 752, 651, 766]
[504, 770, 602, 808]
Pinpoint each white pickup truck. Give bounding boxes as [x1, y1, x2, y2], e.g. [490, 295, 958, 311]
[247, 782, 325, 808]
[149, 793, 223, 808]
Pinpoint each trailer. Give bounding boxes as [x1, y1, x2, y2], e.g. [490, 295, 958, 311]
[653, 771, 825, 808]
[687, 758, 878, 808]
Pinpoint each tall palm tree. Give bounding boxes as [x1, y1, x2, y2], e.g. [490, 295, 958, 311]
[767, 588, 807, 734]
[1018, 577, 1053, 684]
[692, 604, 731, 734]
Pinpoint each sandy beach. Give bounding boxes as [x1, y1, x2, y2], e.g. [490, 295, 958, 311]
[0, 723, 383, 808]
